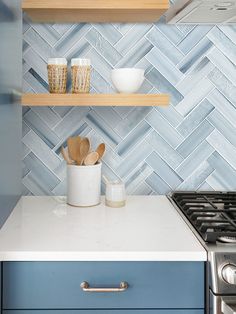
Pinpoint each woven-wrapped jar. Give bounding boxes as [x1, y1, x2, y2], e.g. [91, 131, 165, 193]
[71, 58, 91, 94]
[47, 58, 67, 94]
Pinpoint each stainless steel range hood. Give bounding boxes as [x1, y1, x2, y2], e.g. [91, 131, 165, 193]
[166, 0, 236, 24]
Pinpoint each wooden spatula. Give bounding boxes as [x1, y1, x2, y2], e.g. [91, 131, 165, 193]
[96, 143, 106, 161]
[77, 137, 90, 165]
[67, 136, 81, 162]
[84, 151, 99, 166]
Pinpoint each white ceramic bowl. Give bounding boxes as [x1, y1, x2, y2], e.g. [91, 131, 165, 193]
[111, 68, 145, 93]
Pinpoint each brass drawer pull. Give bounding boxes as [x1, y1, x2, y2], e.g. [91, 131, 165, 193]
[80, 281, 128, 292]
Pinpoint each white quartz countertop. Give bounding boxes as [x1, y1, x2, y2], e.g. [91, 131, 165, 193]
[0, 196, 206, 261]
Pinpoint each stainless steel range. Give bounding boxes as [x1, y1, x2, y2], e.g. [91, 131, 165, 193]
[169, 192, 236, 314]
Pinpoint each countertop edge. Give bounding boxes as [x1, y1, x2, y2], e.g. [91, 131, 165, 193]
[0, 251, 207, 262]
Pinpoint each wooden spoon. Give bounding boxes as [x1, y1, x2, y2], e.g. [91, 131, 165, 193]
[96, 143, 106, 161]
[77, 137, 90, 165]
[84, 152, 99, 166]
[61, 146, 73, 165]
[67, 136, 81, 161]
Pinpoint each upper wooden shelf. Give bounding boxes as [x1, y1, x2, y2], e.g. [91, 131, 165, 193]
[21, 94, 169, 107]
[22, 0, 169, 23]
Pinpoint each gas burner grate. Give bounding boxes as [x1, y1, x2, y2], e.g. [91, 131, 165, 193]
[171, 191, 236, 243]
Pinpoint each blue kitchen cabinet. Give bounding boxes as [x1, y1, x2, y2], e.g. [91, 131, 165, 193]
[3, 262, 204, 311]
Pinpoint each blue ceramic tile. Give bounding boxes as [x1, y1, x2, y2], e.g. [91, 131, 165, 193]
[65, 37, 91, 60]
[86, 48, 113, 83]
[30, 23, 61, 46]
[146, 47, 183, 85]
[24, 28, 56, 62]
[117, 140, 152, 178]
[24, 152, 60, 190]
[207, 109, 236, 146]
[218, 25, 236, 45]
[116, 121, 152, 157]
[207, 89, 236, 126]
[125, 163, 153, 194]
[176, 78, 214, 116]
[208, 68, 236, 105]
[93, 24, 123, 45]
[177, 162, 214, 190]
[155, 17, 184, 46]
[115, 107, 152, 138]
[31, 107, 61, 129]
[146, 110, 183, 148]
[132, 182, 153, 195]
[207, 26, 236, 64]
[23, 173, 51, 196]
[85, 111, 122, 148]
[116, 38, 153, 68]
[22, 21, 236, 195]
[85, 28, 122, 66]
[22, 131, 61, 172]
[177, 57, 215, 95]
[146, 68, 184, 106]
[145, 172, 171, 195]
[177, 120, 214, 158]
[53, 107, 90, 139]
[155, 104, 183, 128]
[52, 24, 74, 36]
[94, 107, 122, 129]
[146, 152, 183, 189]
[197, 181, 214, 191]
[146, 131, 184, 169]
[177, 99, 214, 137]
[208, 47, 236, 86]
[146, 26, 184, 65]
[176, 141, 214, 180]
[23, 48, 48, 81]
[55, 24, 91, 55]
[178, 25, 212, 54]
[115, 24, 152, 55]
[178, 37, 213, 74]
[207, 130, 236, 169]
[207, 152, 236, 190]
[24, 109, 60, 148]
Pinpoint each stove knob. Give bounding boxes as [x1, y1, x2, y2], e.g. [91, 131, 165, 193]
[222, 264, 236, 285]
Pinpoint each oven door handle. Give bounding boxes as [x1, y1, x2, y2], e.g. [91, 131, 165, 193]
[222, 298, 236, 314]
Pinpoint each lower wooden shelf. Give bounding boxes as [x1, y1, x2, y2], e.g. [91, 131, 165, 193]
[21, 94, 169, 107]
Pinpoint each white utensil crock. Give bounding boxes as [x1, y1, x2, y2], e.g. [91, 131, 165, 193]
[67, 163, 101, 207]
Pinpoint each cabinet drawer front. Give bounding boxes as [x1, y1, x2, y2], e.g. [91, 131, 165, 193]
[3, 262, 204, 309]
[3, 311, 204, 314]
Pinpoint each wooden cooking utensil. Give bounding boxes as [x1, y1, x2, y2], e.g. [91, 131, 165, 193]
[84, 151, 99, 166]
[96, 143, 106, 161]
[67, 136, 81, 161]
[61, 146, 73, 165]
[77, 137, 90, 165]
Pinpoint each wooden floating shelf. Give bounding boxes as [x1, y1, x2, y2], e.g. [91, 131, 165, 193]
[21, 94, 170, 107]
[22, 0, 169, 23]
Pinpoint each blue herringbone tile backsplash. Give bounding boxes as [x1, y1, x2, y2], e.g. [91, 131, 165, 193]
[22, 12, 236, 195]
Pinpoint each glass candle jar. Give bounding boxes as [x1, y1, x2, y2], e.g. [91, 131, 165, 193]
[105, 180, 126, 208]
